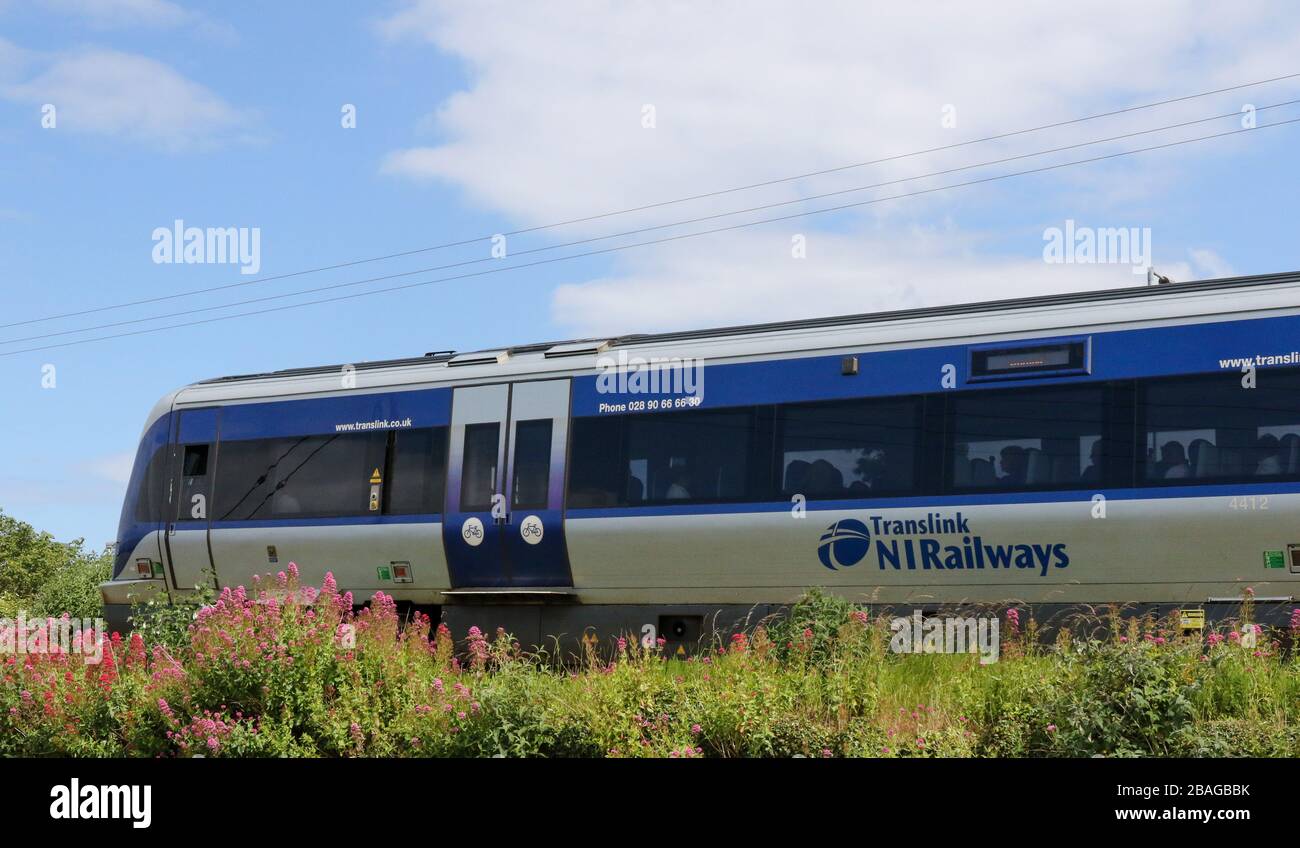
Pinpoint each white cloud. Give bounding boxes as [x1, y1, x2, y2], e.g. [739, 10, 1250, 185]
[377, 1, 1300, 331]
[0, 35, 30, 81]
[552, 229, 1131, 336]
[2, 47, 246, 151]
[82, 451, 136, 486]
[1188, 248, 1237, 280]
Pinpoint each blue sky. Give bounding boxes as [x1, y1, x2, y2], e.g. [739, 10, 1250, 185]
[1, 0, 1298, 546]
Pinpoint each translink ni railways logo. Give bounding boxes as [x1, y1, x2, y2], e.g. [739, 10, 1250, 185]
[817, 512, 1069, 576]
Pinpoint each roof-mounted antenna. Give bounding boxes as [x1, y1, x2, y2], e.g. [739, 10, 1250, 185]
[1146, 266, 1175, 286]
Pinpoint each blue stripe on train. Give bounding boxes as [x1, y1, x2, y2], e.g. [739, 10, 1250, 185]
[572, 312, 1300, 415]
[565, 480, 1300, 518]
[216, 387, 452, 440]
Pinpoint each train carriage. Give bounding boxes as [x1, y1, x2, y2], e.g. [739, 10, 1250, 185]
[101, 271, 1300, 649]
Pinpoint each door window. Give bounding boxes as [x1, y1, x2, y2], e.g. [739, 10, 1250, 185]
[460, 423, 501, 512]
[512, 419, 553, 509]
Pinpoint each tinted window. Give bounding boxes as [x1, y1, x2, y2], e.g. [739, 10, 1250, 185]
[460, 423, 500, 512]
[512, 419, 553, 509]
[182, 444, 209, 477]
[627, 408, 758, 504]
[214, 433, 385, 520]
[1140, 369, 1300, 482]
[176, 444, 211, 521]
[386, 427, 448, 514]
[949, 386, 1105, 490]
[133, 446, 168, 523]
[777, 397, 919, 499]
[567, 416, 625, 508]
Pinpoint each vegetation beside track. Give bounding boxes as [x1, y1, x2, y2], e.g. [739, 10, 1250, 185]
[1, 554, 1296, 757]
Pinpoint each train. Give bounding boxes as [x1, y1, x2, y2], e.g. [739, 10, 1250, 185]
[101, 270, 1300, 650]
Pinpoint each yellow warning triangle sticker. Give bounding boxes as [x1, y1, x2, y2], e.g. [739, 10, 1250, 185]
[369, 468, 383, 484]
[675, 645, 686, 656]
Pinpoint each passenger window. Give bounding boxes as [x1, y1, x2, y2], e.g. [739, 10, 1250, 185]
[460, 423, 500, 512]
[213, 433, 385, 520]
[1140, 370, 1300, 482]
[776, 398, 919, 499]
[511, 419, 553, 509]
[626, 409, 756, 504]
[567, 416, 625, 508]
[386, 427, 448, 515]
[949, 386, 1105, 491]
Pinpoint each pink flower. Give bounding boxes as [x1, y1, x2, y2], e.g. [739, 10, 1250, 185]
[1046, 724, 1057, 733]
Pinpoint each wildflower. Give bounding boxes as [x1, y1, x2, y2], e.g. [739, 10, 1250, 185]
[1046, 724, 1057, 733]
[691, 724, 701, 735]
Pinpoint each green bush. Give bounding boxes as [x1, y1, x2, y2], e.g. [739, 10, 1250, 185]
[0, 509, 112, 619]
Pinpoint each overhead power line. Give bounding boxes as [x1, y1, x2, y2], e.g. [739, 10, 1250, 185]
[4, 71, 1298, 331]
[2, 114, 1296, 358]
[3, 98, 1297, 347]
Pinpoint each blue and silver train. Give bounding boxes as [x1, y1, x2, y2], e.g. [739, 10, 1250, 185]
[101, 271, 1300, 647]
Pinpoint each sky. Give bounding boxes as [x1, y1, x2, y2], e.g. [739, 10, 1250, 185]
[0, 0, 1298, 546]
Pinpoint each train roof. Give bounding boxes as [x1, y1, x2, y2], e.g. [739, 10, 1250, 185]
[193, 269, 1300, 390]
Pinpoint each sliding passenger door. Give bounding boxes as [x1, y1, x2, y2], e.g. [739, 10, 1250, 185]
[445, 385, 510, 586]
[502, 380, 573, 587]
[444, 380, 574, 588]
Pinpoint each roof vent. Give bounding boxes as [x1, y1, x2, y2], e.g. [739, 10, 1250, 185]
[447, 350, 509, 367]
[544, 340, 611, 358]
